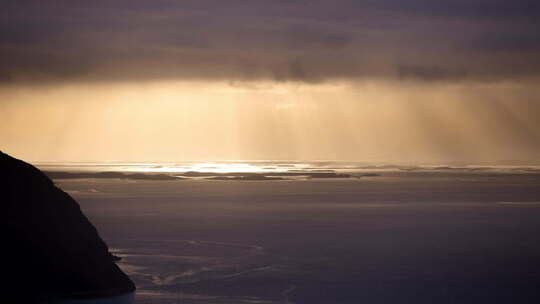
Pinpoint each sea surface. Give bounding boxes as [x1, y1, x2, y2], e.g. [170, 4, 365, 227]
[38, 161, 540, 303]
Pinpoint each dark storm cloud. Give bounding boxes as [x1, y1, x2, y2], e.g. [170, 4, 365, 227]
[1, 0, 539, 84]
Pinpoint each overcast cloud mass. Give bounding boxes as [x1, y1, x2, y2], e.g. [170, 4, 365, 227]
[1, 0, 539, 84]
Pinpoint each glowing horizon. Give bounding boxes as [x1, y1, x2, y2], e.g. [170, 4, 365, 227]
[2, 79, 540, 163]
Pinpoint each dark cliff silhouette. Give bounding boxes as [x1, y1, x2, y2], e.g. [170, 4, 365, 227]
[0, 152, 135, 302]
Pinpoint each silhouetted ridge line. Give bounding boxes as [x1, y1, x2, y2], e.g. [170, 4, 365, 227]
[0, 151, 135, 302]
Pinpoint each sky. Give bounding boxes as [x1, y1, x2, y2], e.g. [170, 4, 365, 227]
[1, 0, 539, 162]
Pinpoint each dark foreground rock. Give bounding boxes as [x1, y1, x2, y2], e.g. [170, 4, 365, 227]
[0, 152, 135, 303]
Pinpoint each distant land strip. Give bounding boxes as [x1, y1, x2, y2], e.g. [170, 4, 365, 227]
[43, 171, 360, 181]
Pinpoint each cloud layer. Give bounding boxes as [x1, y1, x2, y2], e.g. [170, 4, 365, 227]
[2, 0, 539, 84]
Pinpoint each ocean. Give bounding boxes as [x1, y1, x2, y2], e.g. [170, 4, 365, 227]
[38, 161, 540, 303]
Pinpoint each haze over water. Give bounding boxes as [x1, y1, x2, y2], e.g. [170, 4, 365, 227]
[36, 160, 540, 175]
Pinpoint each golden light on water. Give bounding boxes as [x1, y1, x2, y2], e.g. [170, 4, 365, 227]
[129, 162, 290, 174]
[188, 163, 280, 173]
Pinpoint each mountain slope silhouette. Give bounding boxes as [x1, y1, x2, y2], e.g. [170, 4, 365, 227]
[0, 152, 135, 302]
